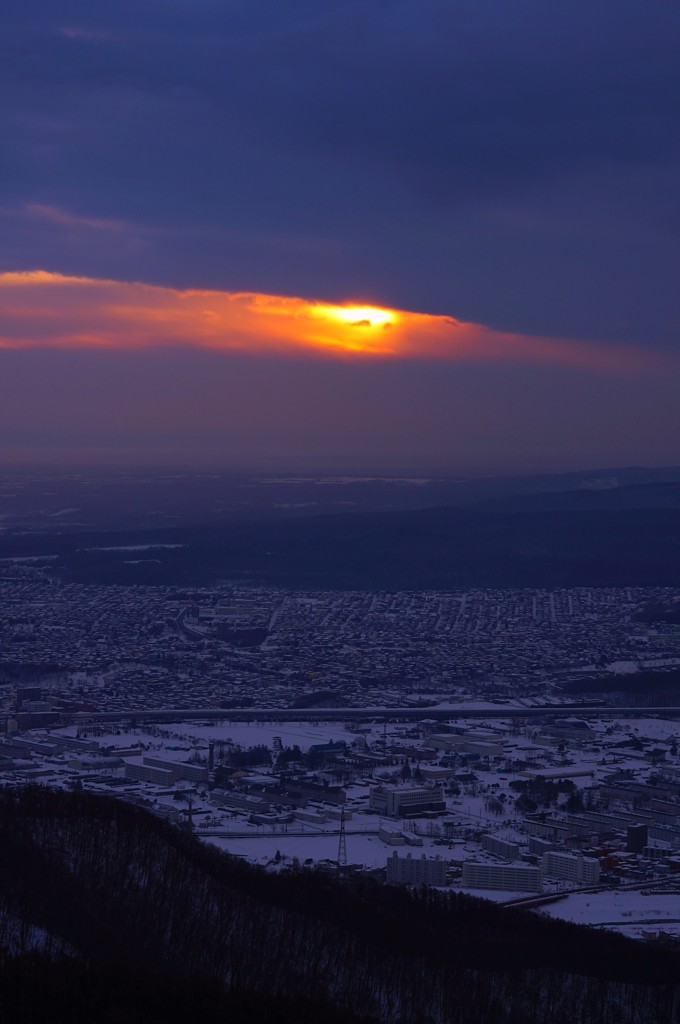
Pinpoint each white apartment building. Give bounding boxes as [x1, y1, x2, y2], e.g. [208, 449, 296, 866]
[386, 852, 447, 886]
[369, 785, 446, 817]
[542, 851, 600, 885]
[462, 862, 542, 892]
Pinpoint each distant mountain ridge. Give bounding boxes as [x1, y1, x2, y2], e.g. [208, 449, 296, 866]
[468, 480, 680, 513]
[1, 464, 680, 532]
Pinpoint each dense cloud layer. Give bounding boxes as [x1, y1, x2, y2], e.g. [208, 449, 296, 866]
[1, 2, 678, 469]
[2, 2, 679, 344]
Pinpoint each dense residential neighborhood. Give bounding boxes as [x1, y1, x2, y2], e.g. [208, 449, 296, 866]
[2, 569, 679, 717]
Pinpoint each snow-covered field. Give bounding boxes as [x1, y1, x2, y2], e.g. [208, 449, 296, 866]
[540, 889, 680, 939]
[83, 720, 360, 751]
[206, 831, 395, 869]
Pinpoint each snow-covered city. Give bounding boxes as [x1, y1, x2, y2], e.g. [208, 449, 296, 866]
[4, 571, 680, 946]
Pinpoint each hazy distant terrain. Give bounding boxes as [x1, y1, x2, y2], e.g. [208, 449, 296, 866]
[1, 469, 680, 589]
[2, 465, 680, 532]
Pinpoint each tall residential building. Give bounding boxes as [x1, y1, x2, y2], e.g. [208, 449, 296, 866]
[386, 852, 447, 886]
[542, 851, 600, 885]
[462, 862, 542, 892]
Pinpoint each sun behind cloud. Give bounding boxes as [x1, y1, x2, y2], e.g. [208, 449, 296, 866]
[0, 270, 659, 372]
[316, 305, 396, 328]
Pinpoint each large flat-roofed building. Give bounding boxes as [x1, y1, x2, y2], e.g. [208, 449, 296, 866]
[482, 834, 521, 861]
[388, 786, 445, 817]
[542, 851, 600, 885]
[125, 763, 176, 786]
[370, 785, 446, 818]
[369, 787, 389, 814]
[386, 852, 447, 886]
[462, 862, 542, 892]
[213, 792, 270, 814]
[143, 756, 208, 784]
[124, 756, 209, 786]
[528, 836, 555, 856]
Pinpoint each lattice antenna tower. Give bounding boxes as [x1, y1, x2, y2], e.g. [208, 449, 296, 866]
[337, 808, 347, 870]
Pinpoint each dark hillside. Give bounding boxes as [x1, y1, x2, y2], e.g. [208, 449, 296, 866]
[1, 787, 680, 1023]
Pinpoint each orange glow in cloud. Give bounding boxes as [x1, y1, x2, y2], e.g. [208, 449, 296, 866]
[0, 270, 659, 371]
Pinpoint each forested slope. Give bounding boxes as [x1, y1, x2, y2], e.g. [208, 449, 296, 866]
[2, 786, 680, 1023]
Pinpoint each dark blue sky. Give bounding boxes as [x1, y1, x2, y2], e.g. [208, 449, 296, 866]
[1, 1, 679, 470]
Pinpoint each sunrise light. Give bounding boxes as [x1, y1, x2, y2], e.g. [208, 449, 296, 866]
[314, 304, 397, 329]
[0, 271, 657, 372]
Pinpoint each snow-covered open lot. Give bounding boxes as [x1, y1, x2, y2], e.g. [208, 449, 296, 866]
[541, 889, 680, 939]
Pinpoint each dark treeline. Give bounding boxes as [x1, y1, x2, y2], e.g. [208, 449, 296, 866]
[2, 786, 680, 1023]
[562, 669, 680, 706]
[635, 601, 680, 626]
[2, 505, 680, 588]
[0, 662, 66, 681]
[0, 955, 379, 1024]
